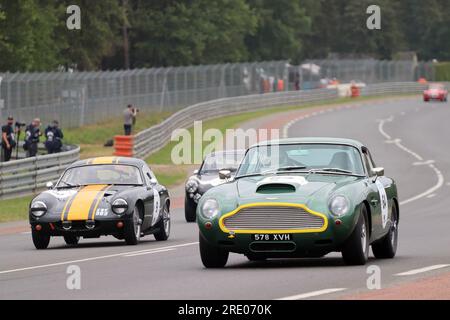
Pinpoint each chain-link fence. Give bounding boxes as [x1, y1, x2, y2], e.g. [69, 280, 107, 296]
[0, 59, 435, 129]
[0, 61, 289, 128]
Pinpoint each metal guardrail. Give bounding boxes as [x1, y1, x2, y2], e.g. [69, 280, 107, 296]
[0, 146, 80, 200]
[133, 88, 339, 159]
[361, 82, 429, 96]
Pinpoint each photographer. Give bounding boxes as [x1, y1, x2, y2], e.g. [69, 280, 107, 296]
[123, 104, 138, 136]
[45, 120, 64, 154]
[1, 116, 17, 162]
[24, 118, 42, 158]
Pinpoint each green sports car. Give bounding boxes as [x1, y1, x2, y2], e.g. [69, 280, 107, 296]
[197, 138, 399, 267]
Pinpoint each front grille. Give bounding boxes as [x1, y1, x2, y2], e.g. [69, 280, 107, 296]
[222, 205, 326, 231]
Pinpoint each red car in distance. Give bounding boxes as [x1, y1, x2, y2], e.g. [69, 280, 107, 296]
[423, 83, 448, 102]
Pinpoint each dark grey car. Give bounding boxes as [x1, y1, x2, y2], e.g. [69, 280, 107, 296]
[185, 150, 245, 222]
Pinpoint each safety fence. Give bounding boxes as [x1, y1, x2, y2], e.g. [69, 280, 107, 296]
[0, 60, 434, 129]
[0, 146, 79, 200]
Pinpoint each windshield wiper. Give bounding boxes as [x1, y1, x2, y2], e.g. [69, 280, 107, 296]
[57, 181, 82, 189]
[261, 166, 307, 175]
[320, 168, 353, 174]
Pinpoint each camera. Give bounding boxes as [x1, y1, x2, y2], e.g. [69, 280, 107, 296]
[15, 121, 26, 128]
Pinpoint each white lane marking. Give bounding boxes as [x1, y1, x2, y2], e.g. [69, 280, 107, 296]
[400, 163, 444, 205]
[395, 264, 450, 276]
[426, 194, 436, 198]
[0, 242, 198, 275]
[378, 117, 444, 206]
[377, 117, 393, 140]
[413, 160, 435, 166]
[277, 288, 347, 300]
[124, 248, 176, 257]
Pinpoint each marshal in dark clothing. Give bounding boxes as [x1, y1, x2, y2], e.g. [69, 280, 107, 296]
[45, 120, 64, 154]
[1, 116, 17, 162]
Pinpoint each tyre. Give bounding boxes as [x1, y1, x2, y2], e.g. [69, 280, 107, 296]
[199, 232, 229, 268]
[154, 203, 170, 241]
[64, 235, 80, 246]
[341, 205, 369, 265]
[32, 230, 50, 249]
[372, 204, 399, 259]
[246, 254, 267, 262]
[124, 206, 142, 245]
[185, 196, 197, 222]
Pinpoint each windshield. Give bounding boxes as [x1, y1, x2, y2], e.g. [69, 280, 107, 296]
[236, 144, 365, 177]
[200, 151, 245, 173]
[429, 84, 444, 90]
[58, 165, 143, 187]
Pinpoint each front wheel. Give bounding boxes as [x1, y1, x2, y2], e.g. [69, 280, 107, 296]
[199, 233, 229, 268]
[341, 205, 369, 265]
[124, 206, 142, 245]
[154, 203, 170, 241]
[185, 196, 197, 222]
[372, 204, 398, 259]
[64, 235, 80, 246]
[32, 230, 50, 249]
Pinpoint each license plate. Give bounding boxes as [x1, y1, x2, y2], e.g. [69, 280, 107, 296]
[252, 234, 292, 241]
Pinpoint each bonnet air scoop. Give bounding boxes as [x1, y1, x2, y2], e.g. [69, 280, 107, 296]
[255, 176, 308, 194]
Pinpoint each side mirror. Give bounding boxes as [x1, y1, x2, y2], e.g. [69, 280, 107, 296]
[193, 169, 199, 175]
[149, 178, 158, 185]
[46, 181, 54, 190]
[219, 170, 231, 180]
[371, 167, 384, 177]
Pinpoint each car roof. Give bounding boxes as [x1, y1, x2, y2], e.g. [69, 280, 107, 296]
[250, 137, 366, 150]
[69, 157, 146, 169]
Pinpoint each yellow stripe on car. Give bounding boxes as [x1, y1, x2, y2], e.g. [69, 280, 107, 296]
[90, 157, 119, 165]
[66, 185, 109, 221]
[218, 202, 328, 234]
[89, 185, 113, 220]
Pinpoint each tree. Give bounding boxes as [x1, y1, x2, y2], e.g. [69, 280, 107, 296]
[0, 0, 61, 72]
[245, 0, 311, 63]
[58, 0, 123, 70]
[126, 0, 256, 68]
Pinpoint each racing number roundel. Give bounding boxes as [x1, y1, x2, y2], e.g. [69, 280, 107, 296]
[375, 179, 388, 228]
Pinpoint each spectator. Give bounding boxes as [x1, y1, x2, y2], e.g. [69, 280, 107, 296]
[25, 118, 42, 157]
[45, 120, 64, 154]
[1, 116, 17, 162]
[123, 104, 138, 136]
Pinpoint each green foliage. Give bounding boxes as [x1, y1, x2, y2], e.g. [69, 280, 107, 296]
[246, 0, 311, 63]
[0, 0, 61, 71]
[129, 0, 256, 67]
[435, 62, 450, 81]
[0, 0, 449, 72]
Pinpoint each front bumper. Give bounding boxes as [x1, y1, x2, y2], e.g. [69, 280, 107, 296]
[198, 207, 360, 257]
[29, 216, 132, 238]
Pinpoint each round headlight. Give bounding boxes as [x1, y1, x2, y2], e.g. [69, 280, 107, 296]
[201, 199, 220, 219]
[186, 179, 199, 193]
[112, 198, 128, 215]
[329, 195, 350, 217]
[30, 201, 47, 217]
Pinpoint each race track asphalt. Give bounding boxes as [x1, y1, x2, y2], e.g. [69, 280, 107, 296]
[1, 97, 449, 300]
